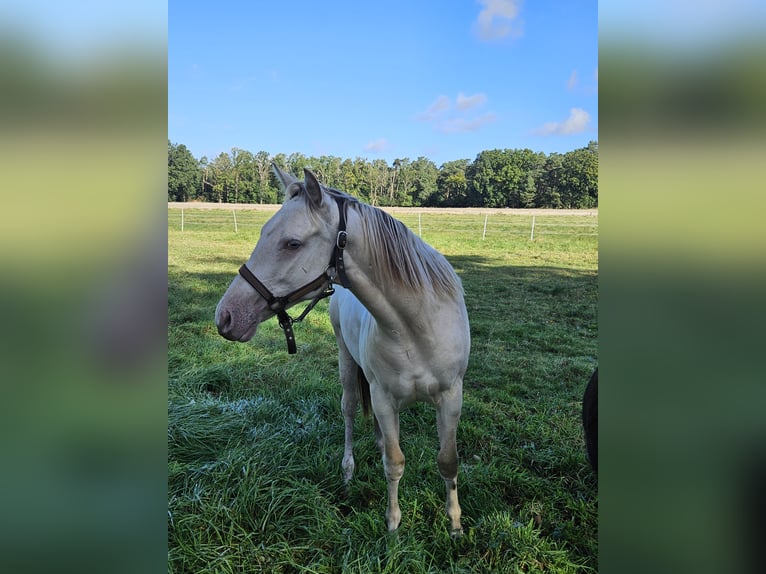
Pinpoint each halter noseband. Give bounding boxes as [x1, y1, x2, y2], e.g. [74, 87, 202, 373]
[237, 196, 351, 354]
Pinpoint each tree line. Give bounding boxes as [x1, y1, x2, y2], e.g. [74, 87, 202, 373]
[168, 140, 597, 208]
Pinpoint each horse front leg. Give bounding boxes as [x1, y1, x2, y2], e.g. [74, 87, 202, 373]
[373, 399, 405, 531]
[336, 342, 359, 484]
[436, 388, 463, 536]
[340, 382, 357, 483]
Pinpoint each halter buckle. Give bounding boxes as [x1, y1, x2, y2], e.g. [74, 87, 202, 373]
[336, 230, 348, 249]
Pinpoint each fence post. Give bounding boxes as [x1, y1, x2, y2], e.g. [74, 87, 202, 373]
[233, 208, 238, 233]
[181, 208, 184, 232]
[418, 213, 422, 237]
[482, 214, 488, 240]
[530, 215, 536, 241]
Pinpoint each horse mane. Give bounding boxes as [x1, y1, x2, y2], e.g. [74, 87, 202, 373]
[309, 185, 463, 298]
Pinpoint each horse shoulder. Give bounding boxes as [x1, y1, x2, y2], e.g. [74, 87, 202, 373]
[331, 287, 372, 366]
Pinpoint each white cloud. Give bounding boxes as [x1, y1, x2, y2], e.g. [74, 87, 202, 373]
[473, 0, 523, 41]
[441, 113, 498, 134]
[416, 93, 497, 134]
[416, 95, 451, 121]
[566, 70, 578, 91]
[456, 92, 487, 110]
[363, 138, 389, 153]
[533, 108, 591, 136]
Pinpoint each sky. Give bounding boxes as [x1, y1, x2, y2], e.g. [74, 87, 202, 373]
[169, 0, 597, 167]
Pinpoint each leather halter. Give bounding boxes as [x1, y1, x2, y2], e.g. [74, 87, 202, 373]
[237, 196, 351, 354]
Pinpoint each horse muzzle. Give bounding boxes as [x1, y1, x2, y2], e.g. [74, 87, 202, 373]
[215, 302, 265, 342]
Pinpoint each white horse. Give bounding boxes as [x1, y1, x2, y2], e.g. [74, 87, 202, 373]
[215, 166, 471, 535]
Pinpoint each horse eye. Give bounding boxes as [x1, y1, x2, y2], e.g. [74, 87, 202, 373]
[286, 239, 302, 250]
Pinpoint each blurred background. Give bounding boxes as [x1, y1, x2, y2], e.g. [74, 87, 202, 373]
[0, 1, 167, 573]
[0, 0, 764, 572]
[599, 2, 766, 573]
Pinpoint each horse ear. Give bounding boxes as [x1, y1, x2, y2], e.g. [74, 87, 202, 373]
[272, 164, 298, 190]
[303, 168, 325, 209]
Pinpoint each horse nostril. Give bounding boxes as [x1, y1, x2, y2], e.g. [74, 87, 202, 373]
[217, 308, 232, 335]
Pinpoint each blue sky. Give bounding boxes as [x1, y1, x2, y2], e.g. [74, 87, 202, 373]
[169, 1, 597, 167]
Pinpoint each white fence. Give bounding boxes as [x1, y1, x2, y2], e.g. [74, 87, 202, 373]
[167, 204, 597, 240]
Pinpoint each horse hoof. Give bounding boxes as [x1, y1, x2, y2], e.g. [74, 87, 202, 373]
[450, 527, 464, 539]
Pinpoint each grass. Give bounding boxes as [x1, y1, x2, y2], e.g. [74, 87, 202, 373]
[168, 206, 598, 573]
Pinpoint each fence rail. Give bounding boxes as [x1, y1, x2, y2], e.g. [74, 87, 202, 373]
[167, 205, 598, 240]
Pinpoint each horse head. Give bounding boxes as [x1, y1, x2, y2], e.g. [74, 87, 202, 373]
[215, 166, 340, 342]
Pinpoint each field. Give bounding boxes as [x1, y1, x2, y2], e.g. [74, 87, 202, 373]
[168, 205, 598, 573]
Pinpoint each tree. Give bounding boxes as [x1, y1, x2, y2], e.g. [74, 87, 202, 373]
[467, 148, 549, 208]
[253, 150, 277, 203]
[519, 174, 537, 208]
[350, 157, 371, 202]
[313, 155, 343, 190]
[409, 157, 438, 206]
[536, 153, 564, 208]
[391, 158, 414, 206]
[367, 159, 390, 206]
[508, 149, 545, 207]
[287, 152, 308, 178]
[560, 141, 598, 208]
[167, 139, 597, 209]
[230, 147, 255, 204]
[209, 152, 234, 203]
[338, 158, 358, 197]
[167, 140, 200, 202]
[434, 160, 470, 206]
[468, 150, 516, 207]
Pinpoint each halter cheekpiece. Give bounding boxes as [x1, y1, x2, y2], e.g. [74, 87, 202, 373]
[237, 196, 351, 354]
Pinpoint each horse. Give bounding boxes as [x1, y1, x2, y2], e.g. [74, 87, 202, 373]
[215, 166, 471, 535]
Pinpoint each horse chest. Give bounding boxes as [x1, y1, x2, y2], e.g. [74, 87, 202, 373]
[364, 344, 447, 404]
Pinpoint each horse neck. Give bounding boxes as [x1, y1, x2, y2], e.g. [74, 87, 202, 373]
[340, 206, 448, 333]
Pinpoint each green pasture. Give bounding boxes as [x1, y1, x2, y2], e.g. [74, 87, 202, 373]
[168, 207, 598, 573]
